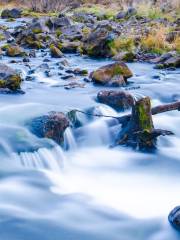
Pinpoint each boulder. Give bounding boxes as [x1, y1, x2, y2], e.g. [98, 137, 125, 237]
[1, 8, 22, 19]
[46, 16, 71, 30]
[83, 25, 115, 57]
[97, 90, 134, 110]
[113, 51, 136, 62]
[50, 45, 63, 58]
[59, 25, 83, 41]
[6, 45, 26, 57]
[168, 206, 180, 230]
[30, 18, 49, 34]
[28, 112, 69, 145]
[0, 63, 22, 90]
[90, 62, 133, 86]
[60, 41, 81, 53]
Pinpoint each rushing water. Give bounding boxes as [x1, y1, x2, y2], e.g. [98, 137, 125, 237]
[0, 18, 180, 240]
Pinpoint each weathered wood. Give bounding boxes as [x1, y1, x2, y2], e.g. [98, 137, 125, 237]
[116, 97, 158, 150]
[118, 101, 180, 125]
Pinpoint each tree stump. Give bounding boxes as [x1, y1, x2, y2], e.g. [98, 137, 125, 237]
[116, 96, 172, 150]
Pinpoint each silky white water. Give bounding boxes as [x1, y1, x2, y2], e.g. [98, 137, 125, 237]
[0, 17, 180, 240]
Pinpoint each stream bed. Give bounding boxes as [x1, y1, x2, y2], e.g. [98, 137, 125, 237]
[0, 18, 180, 240]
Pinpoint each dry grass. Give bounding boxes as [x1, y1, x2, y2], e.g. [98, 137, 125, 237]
[140, 26, 180, 54]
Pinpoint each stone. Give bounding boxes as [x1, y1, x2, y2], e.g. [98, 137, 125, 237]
[46, 16, 71, 30]
[6, 45, 26, 57]
[90, 62, 133, 86]
[168, 206, 180, 230]
[1, 8, 22, 19]
[50, 45, 63, 58]
[97, 90, 134, 110]
[0, 63, 22, 90]
[83, 25, 115, 57]
[28, 112, 69, 145]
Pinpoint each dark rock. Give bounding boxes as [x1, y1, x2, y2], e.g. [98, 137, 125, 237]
[28, 112, 69, 145]
[168, 206, 180, 230]
[47, 17, 71, 30]
[97, 90, 134, 110]
[0, 63, 22, 90]
[83, 25, 115, 57]
[60, 41, 81, 53]
[1, 8, 22, 19]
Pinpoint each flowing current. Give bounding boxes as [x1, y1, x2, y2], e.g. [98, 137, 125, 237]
[0, 19, 180, 240]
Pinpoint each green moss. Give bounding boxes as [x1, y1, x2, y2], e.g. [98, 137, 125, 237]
[0, 34, 5, 41]
[32, 28, 42, 34]
[137, 98, 152, 131]
[56, 30, 62, 38]
[9, 75, 22, 90]
[0, 79, 6, 88]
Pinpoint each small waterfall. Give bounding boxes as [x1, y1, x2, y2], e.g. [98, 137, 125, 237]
[64, 127, 77, 151]
[14, 146, 66, 173]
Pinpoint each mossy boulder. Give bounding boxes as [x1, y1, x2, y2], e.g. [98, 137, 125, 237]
[6, 45, 26, 57]
[50, 45, 63, 58]
[0, 63, 22, 90]
[90, 62, 133, 86]
[28, 112, 69, 145]
[83, 25, 115, 57]
[1, 8, 22, 19]
[97, 90, 134, 110]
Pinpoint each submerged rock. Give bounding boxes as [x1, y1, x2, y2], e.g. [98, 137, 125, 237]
[90, 62, 133, 86]
[97, 90, 134, 110]
[1, 8, 22, 19]
[168, 206, 180, 230]
[28, 112, 69, 145]
[0, 63, 22, 90]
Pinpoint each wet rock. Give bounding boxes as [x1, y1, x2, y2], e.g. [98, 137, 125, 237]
[28, 112, 69, 145]
[90, 62, 133, 86]
[83, 25, 115, 57]
[97, 90, 134, 110]
[168, 206, 180, 230]
[64, 82, 85, 89]
[0, 63, 22, 90]
[50, 45, 63, 58]
[1, 8, 22, 19]
[6, 45, 26, 57]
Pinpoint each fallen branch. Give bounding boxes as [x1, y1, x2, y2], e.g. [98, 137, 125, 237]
[74, 101, 180, 125]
